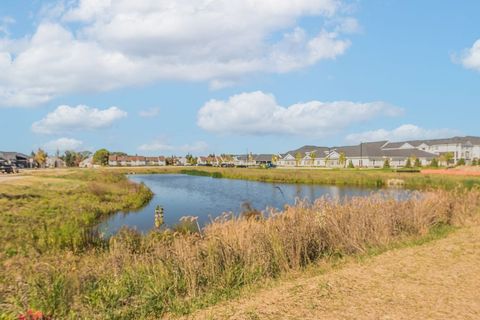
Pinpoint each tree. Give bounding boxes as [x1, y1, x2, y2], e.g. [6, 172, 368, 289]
[63, 150, 77, 167]
[440, 152, 454, 166]
[383, 158, 390, 169]
[405, 158, 412, 168]
[310, 151, 317, 167]
[339, 152, 347, 168]
[93, 149, 110, 166]
[34, 148, 47, 168]
[348, 160, 355, 168]
[271, 154, 278, 164]
[457, 158, 466, 166]
[414, 158, 422, 168]
[295, 152, 302, 167]
[430, 158, 439, 168]
[185, 153, 197, 165]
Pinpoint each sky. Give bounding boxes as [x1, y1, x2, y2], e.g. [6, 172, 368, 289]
[0, 0, 479, 156]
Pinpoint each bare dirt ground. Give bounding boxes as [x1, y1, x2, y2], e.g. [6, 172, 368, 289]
[186, 225, 480, 320]
[0, 175, 27, 183]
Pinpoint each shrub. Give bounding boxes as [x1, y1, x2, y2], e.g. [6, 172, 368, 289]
[383, 159, 390, 169]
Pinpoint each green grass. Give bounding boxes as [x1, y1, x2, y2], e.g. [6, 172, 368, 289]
[0, 170, 152, 257]
[141, 166, 480, 190]
[1, 168, 480, 319]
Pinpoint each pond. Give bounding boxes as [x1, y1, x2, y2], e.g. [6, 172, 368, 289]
[98, 174, 410, 234]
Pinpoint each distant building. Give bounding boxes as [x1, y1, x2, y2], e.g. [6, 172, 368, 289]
[277, 138, 470, 168]
[79, 156, 94, 168]
[46, 157, 66, 168]
[108, 155, 166, 167]
[0, 151, 31, 168]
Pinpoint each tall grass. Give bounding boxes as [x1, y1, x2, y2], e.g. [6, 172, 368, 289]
[2, 188, 479, 318]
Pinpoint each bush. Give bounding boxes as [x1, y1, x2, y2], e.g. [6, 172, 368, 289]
[457, 158, 466, 166]
[383, 159, 390, 169]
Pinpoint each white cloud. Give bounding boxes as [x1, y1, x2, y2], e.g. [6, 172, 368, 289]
[139, 107, 160, 118]
[459, 39, 480, 72]
[346, 124, 461, 143]
[32, 104, 127, 134]
[138, 140, 208, 154]
[197, 91, 402, 136]
[0, 0, 355, 107]
[43, 137, 83, 151]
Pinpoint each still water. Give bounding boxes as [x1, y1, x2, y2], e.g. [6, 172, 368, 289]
[98, 174, 409, 234]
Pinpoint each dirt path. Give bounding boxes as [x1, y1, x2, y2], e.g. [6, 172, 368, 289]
[0, 175, 26, 183]
[187, 225, 480, 320]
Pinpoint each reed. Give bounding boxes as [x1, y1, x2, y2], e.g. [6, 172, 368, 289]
[2, 187, 479, 318]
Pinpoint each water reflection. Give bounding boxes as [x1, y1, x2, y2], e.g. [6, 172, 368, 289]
[98, 174, 410, 235]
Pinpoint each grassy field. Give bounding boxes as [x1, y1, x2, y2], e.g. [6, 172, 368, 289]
[108, 165, 480, 189]
[1, 168, 480, 319]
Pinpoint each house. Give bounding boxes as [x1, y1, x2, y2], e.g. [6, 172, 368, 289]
[145, 156, 166, 166]
[0, 152, 31, 168]
[277, 140, 439, 168]
[383, 136, 480, 164]
[46, 157, 66, 168]
[108, 155, 165, 167]
[253, 154, 275, 166]
[233, 154, 257, 167]
[79, 156, 94, 168]
[197, 156, 209, 166]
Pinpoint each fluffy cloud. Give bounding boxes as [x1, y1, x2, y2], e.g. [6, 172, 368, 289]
[197, 91, 402, 136]
[346, 124, 461, 143]
[32, 104, 127, 134]
[0, 0, 354, 106]
[459, 39, 480, 71]
[138, 140, 208, 154]
[43, 137, 83, 151]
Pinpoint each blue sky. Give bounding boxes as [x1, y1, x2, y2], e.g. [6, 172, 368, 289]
[0, 0, 479, 156]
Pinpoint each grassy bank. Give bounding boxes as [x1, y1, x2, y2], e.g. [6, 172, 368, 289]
[108, 166, 480, 190]
[1, 168, 479, 319]
[0, 169, 152, 257]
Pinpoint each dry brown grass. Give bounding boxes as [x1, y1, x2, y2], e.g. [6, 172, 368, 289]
[189, 224, 480, 320]
[2, 188, 479, 318]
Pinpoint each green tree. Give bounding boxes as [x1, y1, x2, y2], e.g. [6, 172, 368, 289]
[310, 151, 317, 167]
[295, 152, 302, 167]
[63, 150, 77, 167]
[414, 158, 422, 168]
[383, 158, 390, 169]
[93, 149, 110, 166]
[348, 160, 355, 168]
[405, 158, 412, 168]
[185, 153, 197, 165]
[339, 152, 347, 168]
[34, 148, 47, 168]
[430, 158, 439, 168]
[440, 152, 454, 166]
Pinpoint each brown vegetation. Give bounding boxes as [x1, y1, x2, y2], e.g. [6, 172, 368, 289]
[2, 186, 479, 318]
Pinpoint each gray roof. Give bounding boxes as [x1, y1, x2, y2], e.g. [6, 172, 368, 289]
[284, 145, 330, 157]
[253, 154, 274, 162]
[0, 152, 29, 160]
[381, 149, 437, 159]
[332, 141, 388, 158]
[386, 136, 480, 148]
